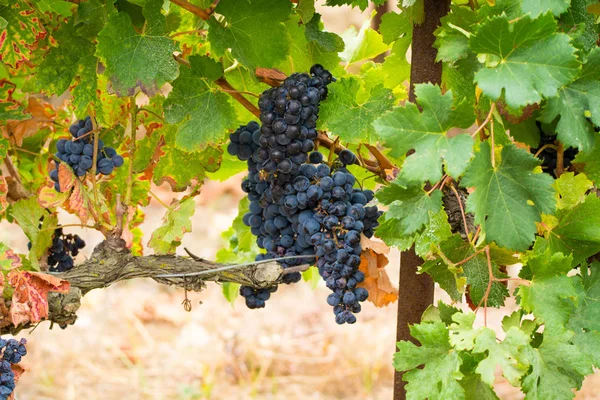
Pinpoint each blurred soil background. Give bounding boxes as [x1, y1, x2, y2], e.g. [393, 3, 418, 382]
[2, 2, 599, 399]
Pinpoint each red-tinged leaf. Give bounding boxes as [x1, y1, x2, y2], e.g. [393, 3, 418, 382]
[66, 179, 89, 224]
[37, 182, 69, 208]
[0, 243, 21, 273]
[0, 1, 48, 69]
[7, 270, 70, 326]
[0, 176, 8, 213]
[57, 162, 76, 193]
[0, 79, 26, 120]
[357, 235, 398, 307]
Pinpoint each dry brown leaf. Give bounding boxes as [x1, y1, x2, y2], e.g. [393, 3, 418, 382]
[357, 235, 398, 307]
[255, 67, 286, 86]
[7, 270, 70, 326]
[4, 98, 55, 146]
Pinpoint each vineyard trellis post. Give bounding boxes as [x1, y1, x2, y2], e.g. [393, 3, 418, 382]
[393, 1, 451, 399]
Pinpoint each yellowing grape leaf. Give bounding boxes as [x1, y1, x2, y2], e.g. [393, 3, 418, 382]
[7, 270, 70, 326]
[148, 197, 196, 254]
[357, 235, 397, 307]
[0, 176, 7, 213]
[0, 0, 48, 69]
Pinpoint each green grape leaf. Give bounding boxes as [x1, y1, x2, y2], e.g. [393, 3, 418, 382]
[379, 11, 410, 45]
[474, 327, 531, 386]
[296, 0, 315, 23]
[221, 282, 240, 305]
[553, 172, 593, 210]
[319, 77, 394, 143]
[470, 13, 580, 109]
[340, 19, 390, 64]
[324, 0, 386, 11]
[34, 21, 96, 98]
[559, 0, 600, 51]
[278, 15, 342, 77]
[518, 251, 576, 333]
[0, 80, 26, 120]
[376, 184, 443, 236]
[96, 0, 179, 96]
[74, 0, 112, 39]
[34, 0, 75, 16]
[462, 142, 555, 251]
[435, 6, 478, 64]
[374, 84, 475, 183]
[546, 195, 600, 265]
[164, 55, 236, 152]
[377, 209, 453, 257]
[10, 197, 57, 270]
[393, 322, 465, 400]
[207, 0, 292, 69]
[0, 1, 48, 69]
[305, 13, 344, 54]
[70, 55, 98, 117]
[573, 141, 600, 185]
[148, 197, 196, 255]
[448, 311, 479, 350]
[153, 126, 222, 191]
[569, 263, 600, 367]
[541, 47, 600, 151]
[382, 26, 412, 99]
[521, 330, 593, 400]
[216, 197, 260, 264]
[521, 0, 571, 16]
[459, 374, 500, 400]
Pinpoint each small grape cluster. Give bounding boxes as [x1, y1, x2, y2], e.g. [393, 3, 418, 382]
[0, 338, 26, 400]
[230, 65, 383, 323]
[47, 229, 85, 272]
[50, 116, 124, 192]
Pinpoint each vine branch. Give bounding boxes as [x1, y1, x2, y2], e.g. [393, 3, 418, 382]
[169, 0, 213, 20]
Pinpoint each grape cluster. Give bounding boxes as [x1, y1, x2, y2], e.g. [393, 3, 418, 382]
[47, 229, 85, 272]
[0, 338, 26, 400]
[530, 123, 578, 179]
[50, 116, 124, 192]
[230, 65, 383, 324]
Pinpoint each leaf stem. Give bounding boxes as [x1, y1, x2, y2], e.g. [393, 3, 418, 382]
[533, 143, 558, 158]
[472, 103, 496, 139]
[149, 190, 171, 210]
[39, 224, 98, 232]
[448, 183, 470, 238]
[169, 0, 212, 20]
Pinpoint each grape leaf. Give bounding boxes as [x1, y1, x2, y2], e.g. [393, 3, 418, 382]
[521, 330, 592, 400]
[324, 0, 386, 11]
[0, 176, 7, 214]
[96, 0, 179, 96]
[216, 197, 260, 264]
[207, 0, 292, 69]
[553, 172, 593, 210]
[7, 270, 70, 326]
[0, 79, 26, 120]
[0, 1, 47, 69]
[559, 0, 600, 51]
[434, 6, 478, 64]
[470, 13, 580, 109]
[10, 197, 56, 270]
[546, 195, 600, 265]
[376, 184, 443, 236]
[148, 197, 196, 255]
[340, 19, 390, 65]
[305, 13, 344, 54]
[296, 0, 315, 24]
[541, 47, 600, 151]
[521, 0, 571, 16]
[0, 242, 20, 271]
[518, 250, 575, 333]
[319, 77, 394, 143]
[374, 84, 475, 183]
[74, 0, 112, 39]
[153, 126, 222, 191]
[393, 322, 465, 400]
[569, 262, 600, 366]
[379, 11, 410, 45]
[34, 21, 96, 99]
[163, 55, 236, 152]
[462, 142, 555, 251]
[34, 0, 74, 16]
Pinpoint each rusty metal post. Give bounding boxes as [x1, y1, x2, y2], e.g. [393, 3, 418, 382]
[393, 1, 451, 399]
